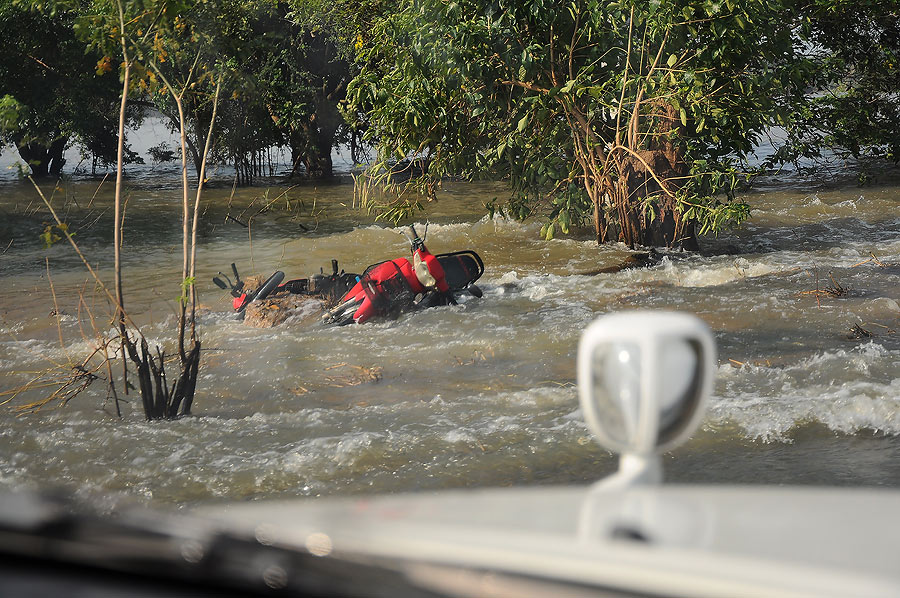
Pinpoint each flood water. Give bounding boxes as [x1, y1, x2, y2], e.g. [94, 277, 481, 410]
[1, 155, 899, 509]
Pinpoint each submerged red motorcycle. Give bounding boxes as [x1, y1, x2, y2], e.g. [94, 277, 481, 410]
[213, 225, 484, 325]
[323, 225, 484, 325]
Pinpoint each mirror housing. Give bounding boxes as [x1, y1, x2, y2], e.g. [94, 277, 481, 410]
[577, 311, 715, 487]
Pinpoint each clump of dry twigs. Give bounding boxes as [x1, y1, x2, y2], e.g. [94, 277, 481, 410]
[1, 254, 123, 416]
[847, 323, 873, 339]
[323, 363, 384, 388]
[846, 321, 896, 340]
[798, 266, 848, 307]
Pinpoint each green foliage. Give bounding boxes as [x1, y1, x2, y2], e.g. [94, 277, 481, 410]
[4, 0, 361, 181]
[778, 1, 900, 169]
[71, 0, 241, 175]
[0, 2, 137, 175]
[40, 222, 71, 248]
[178, 275, 196, 305]
[346, 0, 809, 246]
[0, 95, 23, 134]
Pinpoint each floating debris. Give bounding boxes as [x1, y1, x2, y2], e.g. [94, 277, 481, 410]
[798, 267, 848, 307]
[323, 363, 383, 387]
[847, 323, 874, 339]
[850, 252, 886, 269]
[243, 294, 323, 328]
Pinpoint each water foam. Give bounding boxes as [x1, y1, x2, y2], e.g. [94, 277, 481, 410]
[711, 343, 900, 441]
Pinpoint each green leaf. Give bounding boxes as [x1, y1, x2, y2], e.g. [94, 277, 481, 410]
[542, 222, 555, 240]
[667, 53, 678, 68]
[517, 115, 529, 132]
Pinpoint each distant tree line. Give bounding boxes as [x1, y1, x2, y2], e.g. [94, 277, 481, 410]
[1, 0, 897, 247]
[0, 0, 368, 182]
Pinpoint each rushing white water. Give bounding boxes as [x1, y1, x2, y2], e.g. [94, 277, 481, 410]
[1, 169, 899, 506]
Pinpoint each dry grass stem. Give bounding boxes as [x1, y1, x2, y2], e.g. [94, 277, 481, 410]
[850, 252, 886, 269]
[727, 358, 773, 368]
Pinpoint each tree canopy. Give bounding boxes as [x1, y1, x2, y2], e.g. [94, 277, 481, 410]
[0, 2, 135, 176]
[346, 0, 817, 248]
[2, 0, 897, 247]
[777, 1, 900, 172]
[2, 0, 360, 181]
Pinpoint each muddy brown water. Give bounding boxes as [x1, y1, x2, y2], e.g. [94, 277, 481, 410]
[1, 164, 899, 508]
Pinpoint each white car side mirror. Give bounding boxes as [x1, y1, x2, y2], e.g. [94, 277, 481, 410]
[577, 311, 715, 487]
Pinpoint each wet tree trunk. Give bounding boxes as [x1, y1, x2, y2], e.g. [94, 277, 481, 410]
[598, 151, 698, 250]
[572, 102, 699, 250]
[126, 337, 200, 419]
[15, 136, 67, 177]
[289, 93, 342, 180]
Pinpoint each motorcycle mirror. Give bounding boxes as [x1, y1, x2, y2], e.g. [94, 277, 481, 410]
[467, 284, 483, 298]
[406, 224, 426, 251]
[231, 263, 242, 284]
[212, 276, 229, 290]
